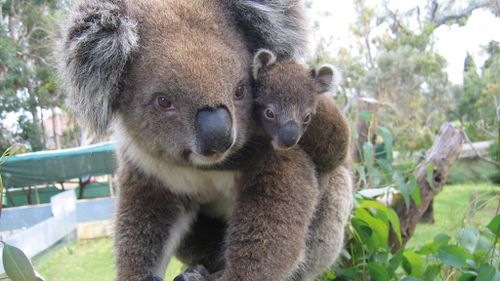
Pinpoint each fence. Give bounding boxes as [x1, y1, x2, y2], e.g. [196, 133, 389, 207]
[0, 190, 116, 274]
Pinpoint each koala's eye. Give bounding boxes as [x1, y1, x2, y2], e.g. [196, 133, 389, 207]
[265, 108, 275, 120]
[234, 84, 246, 100]
[155, 95, 175, 111]
[303, 113, 312, 124]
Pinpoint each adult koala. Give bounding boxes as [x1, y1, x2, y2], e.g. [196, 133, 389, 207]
[57, 0, 352, 281]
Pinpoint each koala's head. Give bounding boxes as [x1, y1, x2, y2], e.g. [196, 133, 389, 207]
[252, 49, 335, 150]
[58, 0, 254, 168]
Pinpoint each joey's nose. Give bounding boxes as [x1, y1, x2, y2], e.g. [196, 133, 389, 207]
[195, 106, 233, 156]
[279, 121, 300, 148]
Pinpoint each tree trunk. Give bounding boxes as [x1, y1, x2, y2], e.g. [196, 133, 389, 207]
[390, 123, 463, 252]
[353, 97, 379, 163]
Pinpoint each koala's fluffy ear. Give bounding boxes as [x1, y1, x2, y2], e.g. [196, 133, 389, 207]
[234, 0, 308, 60]
[312, 65, 338, 94]
[252, 49, 277, 79]
[57, 0, 138, 136]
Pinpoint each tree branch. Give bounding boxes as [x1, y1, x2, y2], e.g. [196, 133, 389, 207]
[390, 123, 463, 251]
[432, 1, 490, 28]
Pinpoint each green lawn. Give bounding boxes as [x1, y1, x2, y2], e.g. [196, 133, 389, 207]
[30, 183, 498, 280]
[33, 238, 184, 281]
[407, 183, 499, 248]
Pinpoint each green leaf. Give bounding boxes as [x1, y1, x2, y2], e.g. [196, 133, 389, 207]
[423, 264, 442, 281]
[361, 200, 402, 244]
[426, 163, 435, 189]
[363, 142, 375, 171]
[377, 127, 393, 162]
[487, 214, 500, 236]
[434, 233, 451, 245]
[457, 272, 477, 281]
[355, 207, 389, 248]
[367, 262, 390, 281]
[458, 227, 480, 253]
[388, 250, 404, 274]
[407, 175, 421, 207]
[403, 251, 424, 278]
[476, 264, 498, 281]
[437, 245, 467, 268]
[360, 111, 373, 122]
[393, 172, 410, 209]
[2, 243, 40, 281]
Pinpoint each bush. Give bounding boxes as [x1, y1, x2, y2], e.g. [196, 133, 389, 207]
[322, 199, 499, 281]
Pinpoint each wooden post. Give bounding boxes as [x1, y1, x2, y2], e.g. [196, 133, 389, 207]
[353, 97, 379, 163]
[390, 123, 463, 251]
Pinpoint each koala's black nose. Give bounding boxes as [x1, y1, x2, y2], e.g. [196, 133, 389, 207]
[279, 121, 300, 148]
[195, 106, 233, 156]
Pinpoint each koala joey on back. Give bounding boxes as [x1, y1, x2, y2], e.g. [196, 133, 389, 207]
[58, 0, 353, 281]
[251, 49, 349, 174]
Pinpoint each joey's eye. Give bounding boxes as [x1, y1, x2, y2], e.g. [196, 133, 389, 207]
[155, 95, 175, 111]
[234, 84, 246, 100]
[265, 108, 275, 120]
[303, 113, 312, 124]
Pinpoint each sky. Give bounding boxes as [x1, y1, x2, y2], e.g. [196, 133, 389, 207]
[307, 0, 500, 84]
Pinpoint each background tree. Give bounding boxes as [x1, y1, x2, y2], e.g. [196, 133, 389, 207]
[0, 0, 64, 151]
[309, 0, 499, 152]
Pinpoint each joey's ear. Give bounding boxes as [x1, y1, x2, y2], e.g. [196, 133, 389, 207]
[252, 49, 277, 79]
[313, 65, 336, 94]
[57, 0, 138, 136]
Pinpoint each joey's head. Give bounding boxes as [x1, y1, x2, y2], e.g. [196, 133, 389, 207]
[58, 0, 253, 168]
[252, 49, 335, 150]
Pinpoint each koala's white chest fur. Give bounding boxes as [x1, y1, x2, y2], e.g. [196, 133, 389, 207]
[116, 127, 238, 216]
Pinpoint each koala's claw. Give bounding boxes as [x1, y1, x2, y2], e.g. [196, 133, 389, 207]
[174, 265, 212, 281]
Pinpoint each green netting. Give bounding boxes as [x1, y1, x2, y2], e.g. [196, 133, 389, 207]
[0, 142, 117, 188]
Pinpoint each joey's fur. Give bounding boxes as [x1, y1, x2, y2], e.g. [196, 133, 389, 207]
[251, 49, 350, 175]
[58, 1, 352, 281]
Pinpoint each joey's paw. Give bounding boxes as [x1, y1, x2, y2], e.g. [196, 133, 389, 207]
[174, 265, 211, 281]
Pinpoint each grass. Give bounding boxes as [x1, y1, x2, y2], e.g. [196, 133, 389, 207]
[30, 184, 498, 280]
[407, 182, 499, 248]
[32, 238, 184, 281]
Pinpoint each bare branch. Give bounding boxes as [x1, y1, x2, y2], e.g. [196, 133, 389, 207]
[432, 1, 490, 28]
[462, 130, 500, 167]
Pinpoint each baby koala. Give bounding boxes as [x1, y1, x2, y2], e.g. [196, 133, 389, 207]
[252, 49, 335, 150]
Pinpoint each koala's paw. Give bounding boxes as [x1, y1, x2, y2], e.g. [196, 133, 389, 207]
[140, 274, 164, 281]
[173, 265, 212, 281]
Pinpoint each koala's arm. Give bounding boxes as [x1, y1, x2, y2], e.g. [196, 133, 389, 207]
[299, 95, 350, 174]
[115, 158, 194, 281]
[218, 148, 319, 281]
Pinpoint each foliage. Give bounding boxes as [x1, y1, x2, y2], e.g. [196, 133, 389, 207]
[453, 45, 499, 142]
[325, 204, 499, 281]
[0, 0, 64, 151]
[311, 0, 498, 152]
[1, 241, 44, 281]
[325, 125, 500, 280]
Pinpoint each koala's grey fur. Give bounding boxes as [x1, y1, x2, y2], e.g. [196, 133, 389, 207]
[232, 0, 309, 60]
[57, 1, 352, 281]
[57, 0, 139, 135]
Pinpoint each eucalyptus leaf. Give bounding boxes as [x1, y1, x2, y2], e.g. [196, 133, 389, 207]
[367, 262, 390, 281]
[2, 243, 40, 281]
[458, 227, 480, 253]
[437, 245, 467, 268]
[476, 264, 498, 281]
[426, 163, 435, 189]
[487, 214, 500, 236]
[393, 171, 410, 209]
[377, 127, 393, 162]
